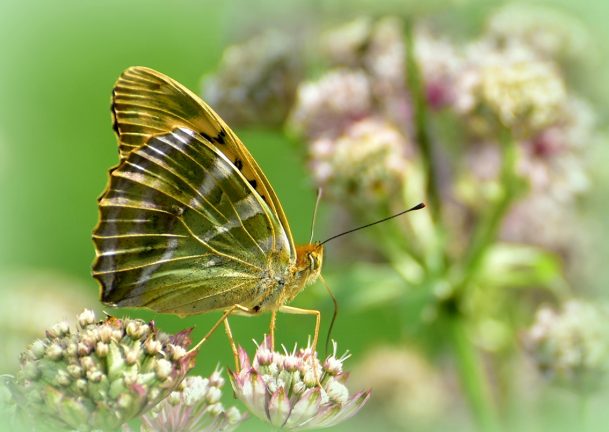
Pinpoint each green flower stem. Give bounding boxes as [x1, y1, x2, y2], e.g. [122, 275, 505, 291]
[450, 316, 501, 432]
[457, 127, 521, 294]
[404, 22, 441, 221]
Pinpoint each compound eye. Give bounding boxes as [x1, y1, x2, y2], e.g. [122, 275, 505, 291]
[308, 253, 317, 270]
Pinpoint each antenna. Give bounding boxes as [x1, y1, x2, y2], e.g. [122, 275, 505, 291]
[320, 202, 425, 246]
[319, 274, 338, 356]
[309, 188, 323, 244]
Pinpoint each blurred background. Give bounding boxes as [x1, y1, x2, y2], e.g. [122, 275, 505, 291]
[1, 0, 609, 431]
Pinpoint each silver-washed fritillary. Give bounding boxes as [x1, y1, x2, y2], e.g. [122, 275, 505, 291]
[92, 67, 324, 355]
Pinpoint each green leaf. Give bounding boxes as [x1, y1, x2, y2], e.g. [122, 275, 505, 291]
[477, 243, 568, 295]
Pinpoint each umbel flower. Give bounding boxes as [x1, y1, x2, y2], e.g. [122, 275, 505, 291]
[202, 30, 302, 127]
[4, 309, 196, 431]
[487, 3, 592, 62]
[309, 118, 410, 206]
[455, 41, 566, 137]
[138, 370, 245, 432]
[288, 69, 373, 140]
[231, 336, 370, 430]
[524, 300, 609, 390]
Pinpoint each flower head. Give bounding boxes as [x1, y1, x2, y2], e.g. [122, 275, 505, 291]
[139, 370, 246, 432]
[524, 300, 609, 390]
[288, 69, 373, 140]
[231, 336, 370, 430]
[455, 42, 566, 137]
[320, 17, 409, 127]
[4, 309, 196, 431]
[309, 118, 410, 206]
[413, 26, 463, 110]
[488, 3, 592, 62]
[202, 30, 302, 127]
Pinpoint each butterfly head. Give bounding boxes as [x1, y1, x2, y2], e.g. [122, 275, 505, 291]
[295, 243, 324, 286]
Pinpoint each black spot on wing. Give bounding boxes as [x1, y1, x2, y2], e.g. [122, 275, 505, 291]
[234, 158, 243, 170]
[198, 129, 227, 145]
[249, 179, 257, 189]
[215, 129, 226, 144]
[111, 92, 120, 136]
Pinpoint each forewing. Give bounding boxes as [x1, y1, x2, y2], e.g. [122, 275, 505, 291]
[93, 127, 291, 315]
[112, 66, 296, 255]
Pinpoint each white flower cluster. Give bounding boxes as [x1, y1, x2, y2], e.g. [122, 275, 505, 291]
[140, 371, 245, 432]
[231, 337, 369, 430]
[525, 300, 609, 388]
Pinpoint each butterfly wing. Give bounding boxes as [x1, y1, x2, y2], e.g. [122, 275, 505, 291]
[112, 66, 296, 254]
[93, 127, 292, 315]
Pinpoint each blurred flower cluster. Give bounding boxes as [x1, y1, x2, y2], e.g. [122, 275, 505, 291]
[525, 300, 609, 391]
[203, 30, 303, 127]
[201, 2, 605, 430]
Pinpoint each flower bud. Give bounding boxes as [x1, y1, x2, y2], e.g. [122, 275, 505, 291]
[5, 310, 196, 431]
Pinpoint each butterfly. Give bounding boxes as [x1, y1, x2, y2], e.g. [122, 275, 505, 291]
[92, 66, 324, 355]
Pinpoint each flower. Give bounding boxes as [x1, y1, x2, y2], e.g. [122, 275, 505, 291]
[4, 309, 196, 431]
[320, 17, 410, 127]
[309, 118, 411, 206]
[288, 69, 373, 140]
[138, 370, 245, 432]
[230, 336, 370, 430]
[455, 41, 567, 137]
[202, 30, 303, 127]
[456, 90, 595, 255]
[500, 96, 594, 254]
[413, 26, 463, 110]
[487, 3, 592, 63]
[524, 300, 609, 390]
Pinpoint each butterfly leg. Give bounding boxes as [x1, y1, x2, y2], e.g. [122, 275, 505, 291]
[278, 306, 322, 386]
[190, 305, 239, 353]
[223, 304, 257, 371]
[269, 310, 278, 351]
[223, 318, 240, 371]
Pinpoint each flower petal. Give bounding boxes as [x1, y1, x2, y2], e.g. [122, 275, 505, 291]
[238, 346, 251, 371]
[309, 390, 371, 429]
[283, 387, 322, 429]
[231, 369, 267, 420]
[267, 386, 291, 427]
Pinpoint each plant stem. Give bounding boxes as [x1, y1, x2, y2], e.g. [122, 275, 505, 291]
[404, 22, 441, 221]
[450, 316, 501, 432]
[458, 127, 521, 293]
